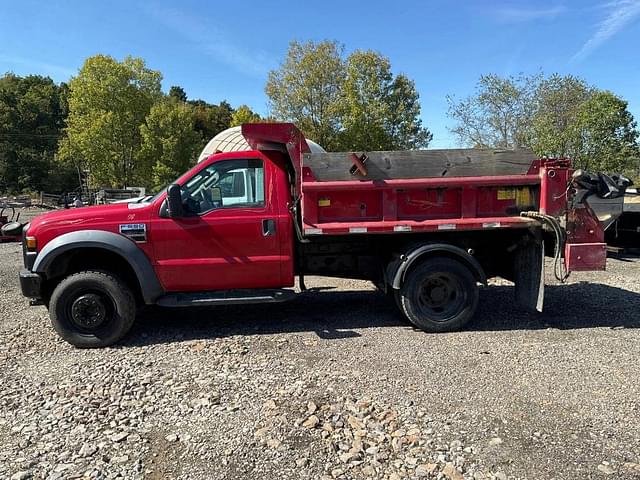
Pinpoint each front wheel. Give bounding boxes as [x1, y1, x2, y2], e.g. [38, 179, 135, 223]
[49, 271, 136, 348]
[399, 258, 479, 332]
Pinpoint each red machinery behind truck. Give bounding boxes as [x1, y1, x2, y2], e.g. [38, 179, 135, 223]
[18, 123, 626, 347]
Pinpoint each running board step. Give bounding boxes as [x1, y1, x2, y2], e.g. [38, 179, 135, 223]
[156, 289, 296, 307]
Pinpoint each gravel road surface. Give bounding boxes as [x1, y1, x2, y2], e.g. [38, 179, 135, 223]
[1, 225, 640, 479]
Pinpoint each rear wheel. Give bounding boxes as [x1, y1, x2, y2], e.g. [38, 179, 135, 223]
[399, 258, 478, 332]
[49, 271, 136, 348]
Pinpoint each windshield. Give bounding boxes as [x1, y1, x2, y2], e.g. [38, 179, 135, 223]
[148, 186, 167, 204]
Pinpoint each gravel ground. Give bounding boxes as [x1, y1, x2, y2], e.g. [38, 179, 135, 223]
[1, 219, 640, 479]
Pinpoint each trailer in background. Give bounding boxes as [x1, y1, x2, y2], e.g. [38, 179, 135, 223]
[95, 188, 147, 204]
[606, 188, 640, 252]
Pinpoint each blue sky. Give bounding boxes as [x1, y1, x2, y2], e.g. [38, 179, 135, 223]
[1, 0, 639, 148]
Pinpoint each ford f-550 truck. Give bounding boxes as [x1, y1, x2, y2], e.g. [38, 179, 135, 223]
[18, 123, 625, 347]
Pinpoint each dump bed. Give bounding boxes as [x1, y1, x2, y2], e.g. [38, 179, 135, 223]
[299, 149, 555, 236]
[240, 123, 622, 272]
[239, 123, 567, 237]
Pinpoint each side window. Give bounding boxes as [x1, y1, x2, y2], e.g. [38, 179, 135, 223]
[182, 159, 265, 214]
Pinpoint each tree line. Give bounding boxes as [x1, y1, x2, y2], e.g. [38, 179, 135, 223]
[1, 41, 639, 194]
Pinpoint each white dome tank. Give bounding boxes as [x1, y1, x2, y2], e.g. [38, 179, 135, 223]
[198, 125, 325, 162]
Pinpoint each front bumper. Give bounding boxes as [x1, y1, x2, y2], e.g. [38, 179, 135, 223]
[19, 269, 42, 299]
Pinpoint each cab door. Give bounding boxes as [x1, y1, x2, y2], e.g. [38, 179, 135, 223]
[151, 155, 284, 292]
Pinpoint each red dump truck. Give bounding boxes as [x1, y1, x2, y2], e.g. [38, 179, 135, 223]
[17, 123, 627, 347]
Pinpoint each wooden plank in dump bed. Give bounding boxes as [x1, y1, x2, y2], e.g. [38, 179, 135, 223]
[303, 149, 537, 182]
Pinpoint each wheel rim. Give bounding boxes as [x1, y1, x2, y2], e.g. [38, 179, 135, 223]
[69, 292, 111, 332]
[415, 272, 466, 322]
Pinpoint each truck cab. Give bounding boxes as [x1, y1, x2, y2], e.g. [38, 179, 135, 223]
[20, 146, 296, 346]
[152, 151, 295, 292]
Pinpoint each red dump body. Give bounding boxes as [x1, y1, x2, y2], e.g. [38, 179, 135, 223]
[242, 123, 607, 273]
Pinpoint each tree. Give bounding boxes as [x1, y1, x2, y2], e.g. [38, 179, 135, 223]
[447, 73, 540, 148]
[340, 50, 393, 150]
[266, 40, 346, 150]
[340, 51, 431, 150]
[570, 91, 640, 175]
[230, 105, 262, 127]
[169, 85, 187, 102]
[138, 99, 202, 189]
[530, 74, 593, 158]
[58, 55, 162, 188]
[0, 73, 74, 193]
[385, 74, 432, 150]
[190, 99, 233, 142]
[267, 41, 430, 151]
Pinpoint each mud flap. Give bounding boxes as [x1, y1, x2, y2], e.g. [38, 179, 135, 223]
[514, 240, 545, 312]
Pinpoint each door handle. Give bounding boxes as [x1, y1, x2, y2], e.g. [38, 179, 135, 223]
[262, 219, 276, 236]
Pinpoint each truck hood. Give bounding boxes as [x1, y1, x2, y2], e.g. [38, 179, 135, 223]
[27, 201, 154, 246]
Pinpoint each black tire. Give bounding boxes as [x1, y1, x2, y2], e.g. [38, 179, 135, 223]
[49, 270, 136, 348]
[1, 221, 23, 236]
[399, 258, 478, 332]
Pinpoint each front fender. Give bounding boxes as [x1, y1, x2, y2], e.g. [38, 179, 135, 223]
[32, 230, 163, 304]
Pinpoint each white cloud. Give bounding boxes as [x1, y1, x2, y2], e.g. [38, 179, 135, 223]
[573, 0, 640, 62]
[0, 53, 75, 78]
[495, 5, 566, 22]
[146, 6, 274, 78]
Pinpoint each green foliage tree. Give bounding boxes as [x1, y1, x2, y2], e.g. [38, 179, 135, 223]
[266, 41, 430, 151]
[169, 85, 187, 102]
[169, 86, 236, 144]
[138, 99, 202, 189]
[530, 74, 593, 158]
[266, 40, 346, 150]
[58, 54, 162, 188]
[385, 74, 432, 150]
[340, 50, 393, 150]
[230, 104, 262, 127]
[570, 91, 640, 175]
[341, 50, 431, 150]
[447, 73, 540, 148]
[0, 73, 75, 193]
[190, 99, 233, 143]
[169, 86, 235, 145]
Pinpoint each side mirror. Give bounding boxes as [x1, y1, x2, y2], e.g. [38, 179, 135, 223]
[167, 184, 184, 218]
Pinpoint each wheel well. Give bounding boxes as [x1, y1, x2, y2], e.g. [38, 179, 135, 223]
[389, 246, 487, 290]
[42, 248, 143, 305]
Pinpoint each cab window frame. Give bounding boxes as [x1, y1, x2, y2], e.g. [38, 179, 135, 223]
[180, 158, 266, 216]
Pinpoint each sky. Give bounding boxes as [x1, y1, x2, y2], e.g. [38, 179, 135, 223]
[1, 0, 639, 148]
